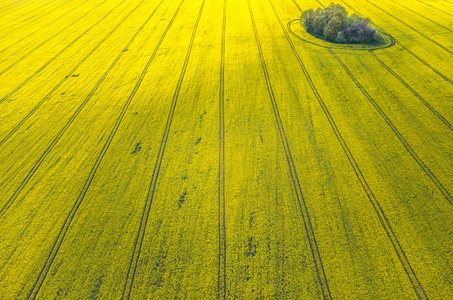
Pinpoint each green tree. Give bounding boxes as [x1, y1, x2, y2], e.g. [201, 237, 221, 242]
[300, 3, 378, 44]
[313, 15, 326, 35]
[324, 17, 343, 41]
[325, 4, 347, 21]
[301, 9, 315, 32]
[335, 31, 346, 43]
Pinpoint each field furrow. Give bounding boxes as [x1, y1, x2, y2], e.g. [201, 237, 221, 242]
[335, 0, 453, 78]
[415, 0, 453, 17]
[0, 0, 27, 11]
[0, 0, 68, 36]
[282, 1, 451, 295]
[0, 0, 95, 56]
[249, 0, 332, 297]
[218, 0, 227, 298]
[256, 0, 431, 297]
[0, 0, 155, 207]
[0, 0, 47, 20]
[0, 0, 131, 100]
[0, 0, 452, 298]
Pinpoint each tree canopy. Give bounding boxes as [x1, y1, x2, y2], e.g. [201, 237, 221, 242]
[301, 4, 378, 44]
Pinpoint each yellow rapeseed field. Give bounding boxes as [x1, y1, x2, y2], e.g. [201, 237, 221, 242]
[0, 0, 452, 298]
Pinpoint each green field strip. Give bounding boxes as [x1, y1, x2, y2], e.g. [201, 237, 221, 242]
[248, 0, 332, 298]
[0, 0, 156, 208]
[329, 50, 453, 205]
[218, 0, 227, 298]
[0, 0, 132, 104]
[259, 0, 434, 298]
[0, 0, 188, 296]
[0, 0, 94, 53]
[0, 0, 157, 149]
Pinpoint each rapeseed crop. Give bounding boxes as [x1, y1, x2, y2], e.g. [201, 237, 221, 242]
[0, 0, 452, 298]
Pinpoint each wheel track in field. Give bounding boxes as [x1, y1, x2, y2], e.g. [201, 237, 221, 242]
[0, 0, 106, 73]
[218, 0, 227, 298]
[121, 0, 205, 298]
[393, 42, 453, 86]
[23, 0, 168, 298]
[0, 0, 55, 26]
[0, 1, 112, 148]
[0, 0, 89, 42]
[275, 0, 430, 298]
[329, 48, 453, 206]
[286, 19, 395, 50]
[0, 0, 38, 18]
[0, 0, 123, 105]
[0, 0, 25, 11]
[336, 0, 453, 86]
[438, 0, 453, 5]
[369, 50, 453, 132]
[0, 0, 149, 218]
[391, 0, 453, 24]
[249, 0, 332, 298]
[416, 0, 453, 18]
[0, 0, 66, 33]
[364, 0, 453, 56]
[0, 0, 100, 55]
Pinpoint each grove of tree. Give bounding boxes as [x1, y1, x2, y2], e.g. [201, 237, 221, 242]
[301, 4, 378, 44]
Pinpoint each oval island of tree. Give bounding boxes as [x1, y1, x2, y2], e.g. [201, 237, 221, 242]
[301, 4, 381, 44]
